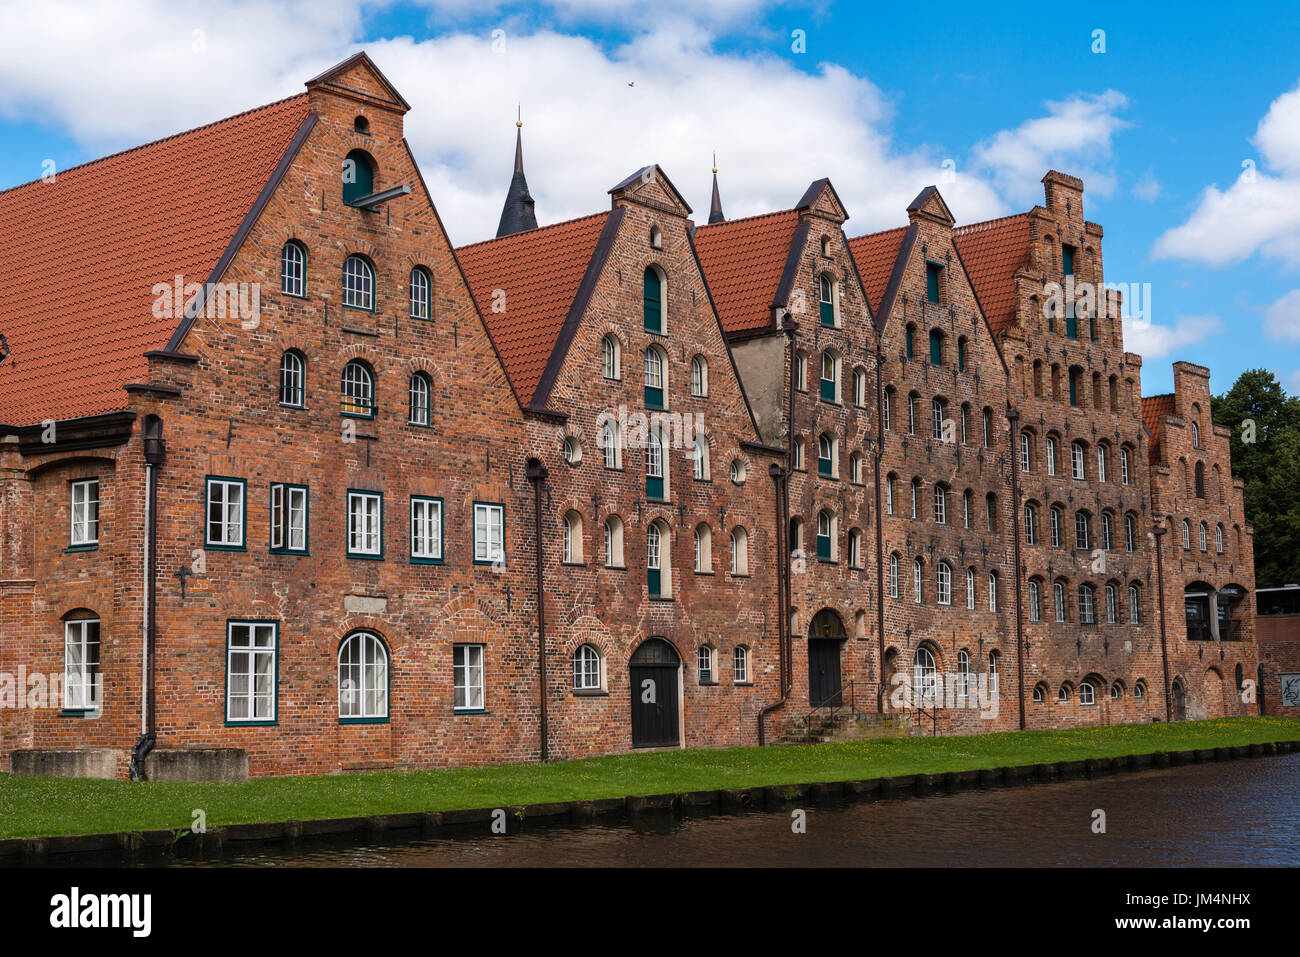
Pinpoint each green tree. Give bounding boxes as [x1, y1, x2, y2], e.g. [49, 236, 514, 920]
[1211, 369, 1300, 587]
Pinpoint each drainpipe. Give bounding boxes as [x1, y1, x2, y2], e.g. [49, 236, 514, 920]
[131, 420, 165, 780]
[1006, 408, 1027, 730]
[758, 462, 789, 745]
[783, 314, 797, 695]
[1153, 523, 1172, 721]
[873, 347, 886, 713]
[526, 458, 550, 761]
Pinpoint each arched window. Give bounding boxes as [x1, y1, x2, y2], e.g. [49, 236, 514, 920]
[643, 267, 664, 333]
[731, 527, 749, 575]
[883, 387, 894, 430]
[986, 493, 998, 532]
[408, 372, 431, 425]
[563, 510, 583, 563]
[644, 346, 666, 409]
[908, 391, 918, 434]
[1194, 461, 1206, 498]
[692, 435, 710, 480]
[988, 571, 998, 612]
[64, 614, 101, 711]
[1050, 506, 1063, 548]
[1181, 519, 1191, 550]
[650, 225, 663, 248]
[600, 420, 622, 469]
[562, 435, 581, 465]
[338, 631, 388, 721]
[934, 483, 948, 525]
[817, 433, 836, 477]
[341, 359, 375, 417]
[1079, 681, 1096, 706]
[982, 408, 992, 448]
[1192, 421, 1200, 448]
[821, 350, 839, 402]
[960, 404, 970, 444]
[1033, 684, 1046, 704]
[905, 324, 915, 359]
[853, 368, 867, 407]
[1075, 511, 1091, 549]
[698, 645, 716, 683]
[691, 355, 708, 396]
[645, 427, 665, 499]
[929, 328, 944, 366]
[957, 336, 968, 372]
[1120, 447, 1131, 485]
[966, 567, 976, 609]
[280, 241, 306, 296]
[342, 149, 375, 204]
[1101, 511, 1114, 550]
[849, 452, 864, 485]
[932, 398, 947, 440]
[1028, 578, 1042, 622]
[1071, 441, 1086, 480]
[279, 350, 305, 407]
[1134, 681, 1146, 700]
[646, 520, 670, 597]
[354, 115, 370, 134]
[888, 553, 899, 598]
[988, 651, 1001, 693]
[1105, 584, 1118, 623]
[1079, 584, 1096, 624]
[816, 509, 834, 560]
[602, 335, 621, 379]
[1125, 513, 1137, 552]
[730, 458, 747, 485]
[963, 489, 972, 529]
[1054, 581, 1067, 622]
[848, 528, 863, 568]
[914, 647, 938, 703]
[694, 523, 712, 572]
[734, 646, 751, 683]
[604, 515, 624, 566]
[818, 273, 836, 327]
[1024, 502, 1038, 545]
[1198, 522, 1208, 552]
[573, 644, 602, 690]
[913, 558, 923, 603]
[409, 266, 432, 320]
[1215, 524, 1224, 554]
[342, 254, 374, 310]
[911, 478, 921, 519]
[936, 561, 952, 605]
[1058, 684, 1072, 704]
[793, 437, 806, 470]
[1129, 584, 1141, 624]
[1020, 431, 1033, 472]
[1111, 682, 1123, 701]
[1046, 435, 1058, 475]
[1096, 444, 1108, 482]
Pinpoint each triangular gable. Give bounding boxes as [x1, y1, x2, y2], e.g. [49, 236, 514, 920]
[795, 177, 848, 223]
[608, 165, 692, 216]
[907, 185, 954, 226]
[0, 94, 312, 426]
[305, 51, 411, 113]
[455, 211, 616, 408]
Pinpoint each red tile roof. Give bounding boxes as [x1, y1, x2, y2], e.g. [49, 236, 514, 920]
[456, 212, 611, 405]
[1142, 393, 1175, 463]
[847, 226, 908, 315]
[693, 209, 800, 336]
[0, 94, 311, 426]
[952, 212, 1031, 335]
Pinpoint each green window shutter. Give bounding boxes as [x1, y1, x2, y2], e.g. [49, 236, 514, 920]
[819, 299, 834, 326]
[645, 385, 663, 410]
[343, 151, 374, 205]
[1069, 375, 1077, 406]
[820, 377, 835, 402]
[1065, 300, 1077, 339]
[817, 533, 831, 561]
[929, 331, 942, 366]
[905, 328, 914, 359]
[958, 339, 967, 371]
[646, 474, 663, 500]
[647, 567, 661, 597]
[926, 263, 941, 303]
[1062, 245, 1075, 276]
[643, 269, 662, 333]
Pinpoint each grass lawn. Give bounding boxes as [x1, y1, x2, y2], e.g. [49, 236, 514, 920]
[1, 716, 1297, 840]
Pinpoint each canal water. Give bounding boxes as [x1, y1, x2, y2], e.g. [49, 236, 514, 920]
[149, 753, 1300, 867]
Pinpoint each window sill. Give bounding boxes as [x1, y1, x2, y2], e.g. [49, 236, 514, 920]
[730, 573, 751, 579]
[269, 549, 310, 557]
[698, 680, 719, 687]
[205, 544, 247, 552]
[339, 717, 390, 725]
[59, 709, 99, 718]
[347, 553, 385, 561]
[340, 411, 378, 420]
[279, 403, 308, 410]
[649, 595, 675, 603]
[605, 564, 627, 571]
[561, 561, 586, 568]
[572, 689, 609, 698]
[695, 570, 714, 576]
[734, 681, 753, 687]
[453, 709, 490, 716]
[64, 544, 98, 553]
[411, 556, 444, 565]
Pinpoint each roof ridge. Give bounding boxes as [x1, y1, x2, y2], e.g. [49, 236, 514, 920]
[0, 92, 309, 198]
[455, 209, 609, 252]
[694, 207, 796, 230]
[953, 211, 1029, 234]
[848, 224, 908, 243]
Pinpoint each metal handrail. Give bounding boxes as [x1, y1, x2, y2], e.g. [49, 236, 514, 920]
[800, 680, 857, 742]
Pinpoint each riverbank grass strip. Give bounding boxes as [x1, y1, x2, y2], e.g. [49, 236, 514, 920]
[1, 717, 1297, 841]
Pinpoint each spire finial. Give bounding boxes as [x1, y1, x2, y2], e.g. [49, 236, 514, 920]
[708, 152, 725, 224]
[516, 102, 522, 128]
[712, 150, 717, 175]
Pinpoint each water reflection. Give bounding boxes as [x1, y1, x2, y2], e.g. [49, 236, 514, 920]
[155, 753, 1300, 867]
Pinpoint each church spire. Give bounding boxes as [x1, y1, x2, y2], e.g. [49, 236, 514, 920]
[708, 152, 725, 224]
[496, 106, 538, 237]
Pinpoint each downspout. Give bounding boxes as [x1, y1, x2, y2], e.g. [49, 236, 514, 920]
[526, 458, 550, 761]
[783, 315, 797, 695]
[758, 463, 789, 745]
[1153, 523, 1172, 721]
[1006, 408, 1027, 730]
[131, 420, 165, 780]
[873, 347, 886, 713]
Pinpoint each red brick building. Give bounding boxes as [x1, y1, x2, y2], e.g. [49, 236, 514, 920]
[0, 54, 1262, 778]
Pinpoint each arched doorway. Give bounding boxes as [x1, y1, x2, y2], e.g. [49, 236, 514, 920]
[1204, 668, 1226, 719]
[629, 638, 681, 748]
[914, 646, 939, 706]
[1171, 677, 1187, 721]
[808, 609, 846, 707]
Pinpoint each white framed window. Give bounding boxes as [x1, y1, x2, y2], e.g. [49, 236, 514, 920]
[847, 529, 862, 568]
[1071, 441, 1086, 480]
[70, 478, 99, 546]
[1079, 584, 1096, 624]
[411, 496, 443, 562]
[474, 503, 505, 565]
[956, 650, 971, 699]
[1199, 522, 1208, 552]
[1215, 525, 1224, 554]
[966, 568, 976, 609]
[409, 372, 431, 425]
[1054, 581, 1067, 622]
[908, 393, 917, 434]
[1105, 584, 1118, 623]
[1020, 432, 1032, 472]
[988, 651, 1000, 694]
[1125, 514, 1137, 552]
[453, 644, 485, 711]
[1097, 446, 1108, 482]
[338, 631, 388, 721]
[932, 399, 945, 440]
[936, 561, 952, 605]
[982, 408, 991, 448]
[1024, 504, 1038, 545]
[563, 511, 583, 563]
[270, 483, 307, 553]
[692, 436, 710, 480]
[280, 241, 306, 296]
[1075, 511, 1091, 549]
[1120, 447, 1131, 485]
[1050, 507, 1063, 548]
[886, 475, 895, 515]
[1046, 436, 1057, 476]
[691, 355, 708, 397]
[1028, 579, 1041, 622]
[600, 421, 621, 469]
[911, 479, 919, 519]
[889, 553, 899, 598]
[698, 645, 715, 683]
[963, 490, 971, 529]
[226, 620, 277, 723]
[913, 558, 923, 603]
[1080, 681, 1096, 706]
[342, 254, 374, 310]
[341, 360, 375, 417]
[602, 335, 621, 380]
[730, 527, 749, 575]
[853, 369, 867, 407]
[279, 350, 305, 407]
[733, 646, 750, 683]
[573, 644, 602, 691]
[1181, 519, 1191, 550]
[694, 523, 712, 572]
[64, 617, 100, 711]
[822, 352, 839, 401]
[205, 477, 245, 548]
[409, 267, 431, 320]
[883, 388, 892, 430]
[988, 571, 998, 612]
[604, 515, 624, 567]
[795, 352, 808, 391]
[934, 484, 948, 524]
[347, 491, 382, 557]
[914, 647, 937, 704]
[1128, 585, 1141, 624]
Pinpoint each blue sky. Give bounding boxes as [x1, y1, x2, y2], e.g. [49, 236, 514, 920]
[2, 0, 1298, 396]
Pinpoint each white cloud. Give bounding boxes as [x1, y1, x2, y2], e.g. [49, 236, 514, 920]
[1263, 289, 1300, 342]
[969, 91, 1130, 205]
[1123, 313, 1223, 358]
[0, 0, 1130, 245]
[1153, 80, 1300, 267]
[1132, 169, 1160, 202]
